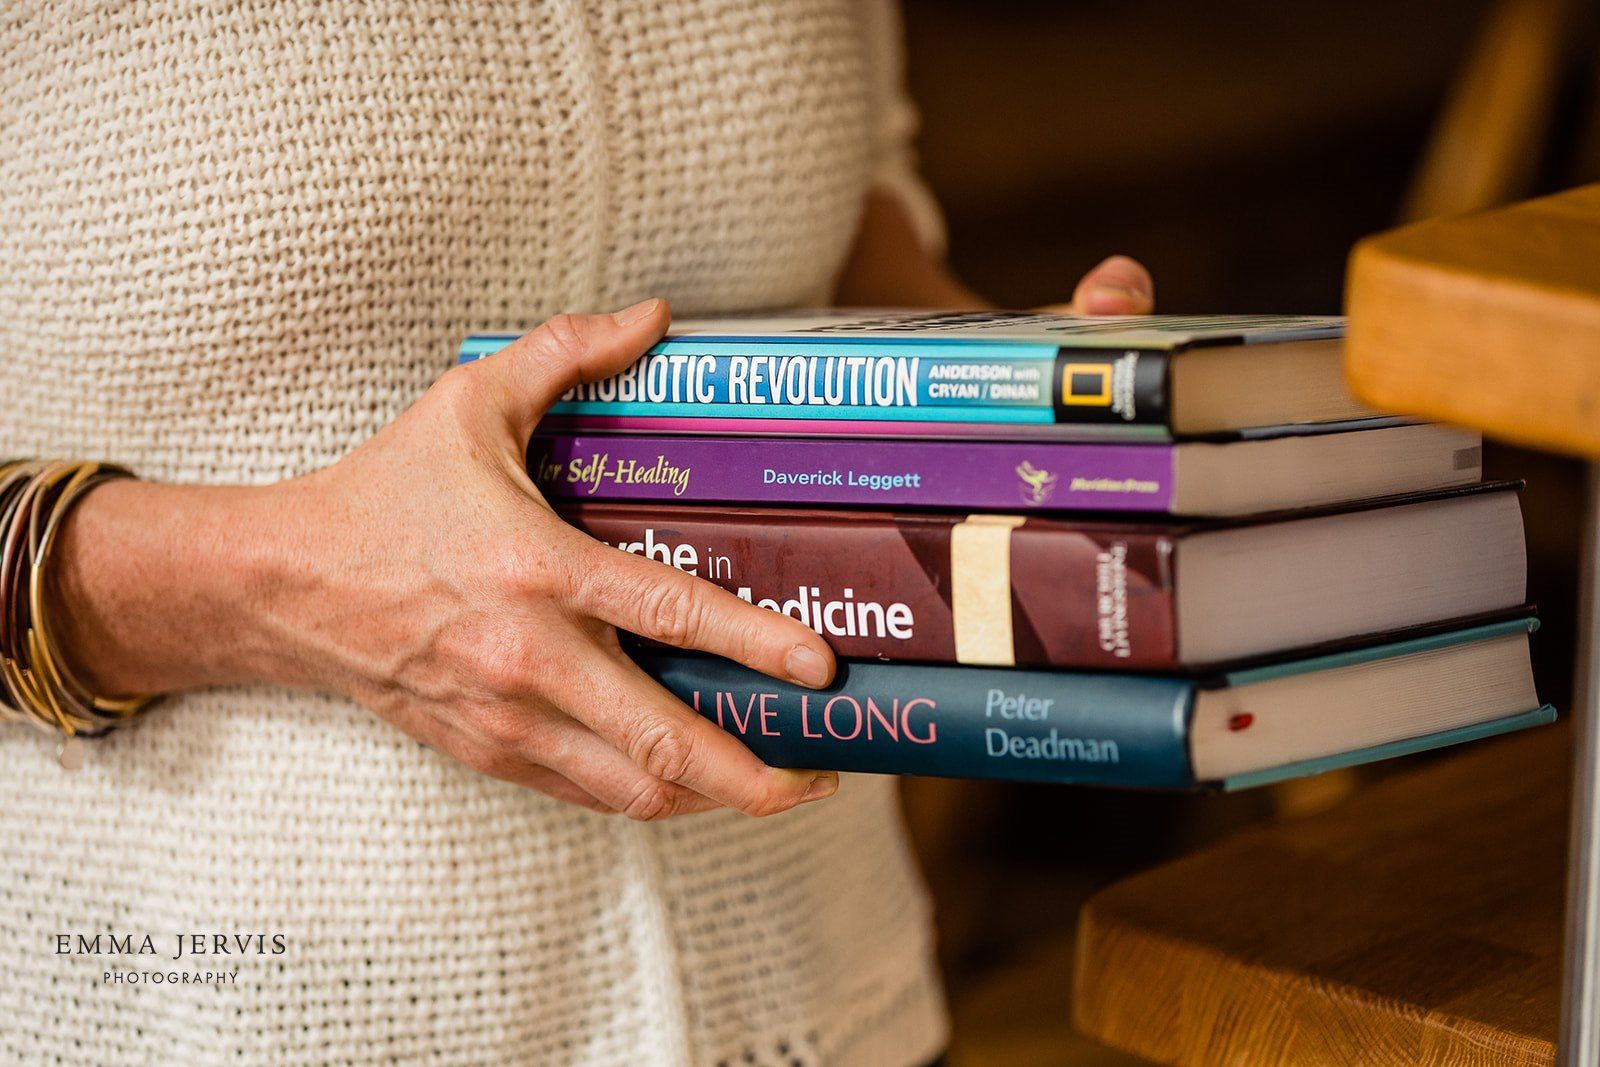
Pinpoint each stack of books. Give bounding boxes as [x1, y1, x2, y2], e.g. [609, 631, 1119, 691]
[460, 311, 1551, 791]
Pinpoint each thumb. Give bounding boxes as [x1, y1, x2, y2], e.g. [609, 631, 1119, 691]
[488, 299, 671, 434]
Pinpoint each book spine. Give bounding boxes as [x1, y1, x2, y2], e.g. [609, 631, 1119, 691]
[566, 505, 1182, 669]
[460, 335, 1172, 429]
[639, 653, 1197, 787]
[529, 433, 1180, 512]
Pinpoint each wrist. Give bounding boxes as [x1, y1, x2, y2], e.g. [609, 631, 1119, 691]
[48, 478, 294, 696]
[835, 191, 991, 309]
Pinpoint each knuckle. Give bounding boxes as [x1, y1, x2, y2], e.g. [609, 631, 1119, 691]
[430, 361, 480, 400]
[550, 537, 603, 604]
[627, 717, 695, 783]
[472, 703, 534, 750]
[415, 370, 475, 435]
[621, 779, 680, 822]
[428, 361, 489, 418]
[473, 647, 530, 700]
[456, 743, 518, 782]
[535, 313, 590, 381]
[460, 624, 541, 697]
[640, 576, 701, 647]
[548, 782, 614, 814]
[725, 609, 773, 663]
[486, 541, 557, 600]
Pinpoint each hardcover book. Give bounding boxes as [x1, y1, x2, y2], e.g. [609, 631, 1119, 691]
[529, 422, 1481, 516]
[639, 617, 1551, 790]
[567, 484, 1527, 669]
[460, 310, 1358, 440]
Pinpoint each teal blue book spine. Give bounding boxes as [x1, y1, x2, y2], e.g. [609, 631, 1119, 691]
[457, 334, 1173, 431]
[638, 654, 1197, 787]
[639, 617, 1552, 789]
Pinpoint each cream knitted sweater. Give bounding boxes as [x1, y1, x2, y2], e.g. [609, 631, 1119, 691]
[0, 2, 948, 1064]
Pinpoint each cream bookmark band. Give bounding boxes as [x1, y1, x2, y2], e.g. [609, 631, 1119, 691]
[950, 514, 1026, 666]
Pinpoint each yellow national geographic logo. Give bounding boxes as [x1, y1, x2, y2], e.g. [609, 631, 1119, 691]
[1015, 461, 1059, 506]
[1061, 363, 1114, 406]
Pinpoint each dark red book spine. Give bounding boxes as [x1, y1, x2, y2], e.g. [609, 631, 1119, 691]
[560, 503, 1180, 669]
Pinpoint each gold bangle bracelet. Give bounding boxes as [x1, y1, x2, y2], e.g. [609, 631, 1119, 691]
[0, 459, 152, 768]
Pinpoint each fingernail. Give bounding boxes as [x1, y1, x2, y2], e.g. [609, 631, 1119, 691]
[1091, 282, 1144, 302]
[785, 644, 832, 688]
[1083, 283, 1147, 314]
[613, 298, 660, 326]
[801, 772, 839, 804]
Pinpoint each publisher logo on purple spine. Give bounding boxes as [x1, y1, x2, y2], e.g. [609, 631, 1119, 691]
[1015, 461, 1059, 506]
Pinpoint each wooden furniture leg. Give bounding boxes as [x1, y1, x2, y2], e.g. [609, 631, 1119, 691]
[1561, 465, 1600, 1063]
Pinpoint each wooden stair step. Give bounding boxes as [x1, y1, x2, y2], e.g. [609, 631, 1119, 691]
[1073, 725, 1569, 1066]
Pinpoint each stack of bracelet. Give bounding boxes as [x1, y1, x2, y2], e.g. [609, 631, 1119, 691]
[0, 459, 151, 768]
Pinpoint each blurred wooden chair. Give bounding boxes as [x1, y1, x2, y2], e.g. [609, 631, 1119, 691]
[921, 1, 1599, 1064]
[1267, 0, 1585, 821]
[1076, 150, 1600, 1067]
[1073, 2, 1600, 1062]
[911, 0, 1588, 937]
[1076, 176, 1600, 1067]
[1402, 0, 1581, 221]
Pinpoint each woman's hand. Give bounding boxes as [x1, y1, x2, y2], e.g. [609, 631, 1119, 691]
[1043, 254, 1155, 317]
[51, 300, 841, 820]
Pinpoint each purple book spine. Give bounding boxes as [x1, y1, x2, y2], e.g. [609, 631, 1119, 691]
[527, 434, 1177, 511]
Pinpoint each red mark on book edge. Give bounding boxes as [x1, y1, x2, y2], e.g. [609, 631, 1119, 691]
[1228, 713, 1254, 732]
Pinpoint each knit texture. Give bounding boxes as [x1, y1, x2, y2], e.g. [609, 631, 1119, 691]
[0, 2, 949, 1064]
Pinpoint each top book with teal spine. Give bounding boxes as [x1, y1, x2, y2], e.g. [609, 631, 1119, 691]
[457, 310, 1356, 441]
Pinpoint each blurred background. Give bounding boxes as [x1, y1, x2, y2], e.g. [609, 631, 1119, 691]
[896, 0, 1594, 1061]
